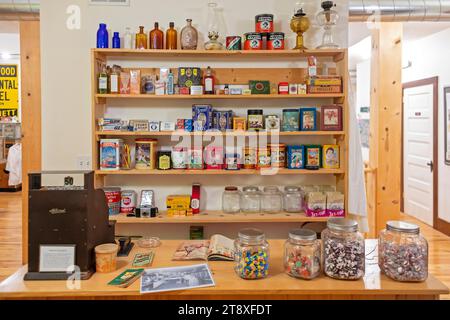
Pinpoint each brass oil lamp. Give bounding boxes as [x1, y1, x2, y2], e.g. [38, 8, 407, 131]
[290, 4, 310, 50]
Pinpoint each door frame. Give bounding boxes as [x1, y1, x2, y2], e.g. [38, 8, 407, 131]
[401, 77, 438, 229]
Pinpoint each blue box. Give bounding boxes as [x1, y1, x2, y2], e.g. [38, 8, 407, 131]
[184, 119, 193, 132]
[192, 105, 213, 132]
[213, 111, 233, 131]
[299, 108, 318, 131]
[286, 145, 305, 169]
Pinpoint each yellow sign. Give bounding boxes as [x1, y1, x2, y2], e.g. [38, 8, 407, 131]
[0, 65, 19, 117]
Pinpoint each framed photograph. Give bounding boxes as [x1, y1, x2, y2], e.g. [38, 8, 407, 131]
[299, 108, 317, 131]
[140, 264, 215, 294]
[321, 105, 343, 131]
[445, 87, 450, 165]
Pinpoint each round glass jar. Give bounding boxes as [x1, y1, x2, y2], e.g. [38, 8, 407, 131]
[284, 229, 321, 279]
[283, 186, 304, 213]
[235, 228, 269, 280]
[378, 221, 428, 282]
[322, 218, 365, 280]
[240, 186, 261, 213]
[222, 186, 241, 214]
[261, 186, 283, 213]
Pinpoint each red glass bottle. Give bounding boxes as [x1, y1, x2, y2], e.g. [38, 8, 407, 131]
[150, 22, 164, 49]
[203, 66, 215, 95]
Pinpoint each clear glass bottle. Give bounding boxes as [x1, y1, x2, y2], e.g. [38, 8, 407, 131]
[222, 186, 241, 213]
[124, 27, 133, 49]
[150, 22, 164, 49]
[240, 186, 261, 213]
[235, 228, 269, 280]
[261, 186, 282, 213]
[166, 22, 178, 50]
[284, 229, 321, 279]
[203, 66, 215, 95]
[180, 19, 198, 50]
[322, 218, 365, 280]
[136, 26, 148, 49]
[109, 65, 121, 94]
[283, 186, 304, 213]
[379, 221, 428, 282]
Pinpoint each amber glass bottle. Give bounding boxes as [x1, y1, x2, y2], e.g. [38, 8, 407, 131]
[166, 22, 177, 50]
[136, 26, 148, 49]
[150, 22, 164, 49]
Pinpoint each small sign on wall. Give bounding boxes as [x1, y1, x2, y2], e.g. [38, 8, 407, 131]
[0, 64, 19, 117]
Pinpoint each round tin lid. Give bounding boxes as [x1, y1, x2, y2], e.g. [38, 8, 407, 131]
[289, 229, 317, 241]
[243, 186, 260, 192]
[225, 186, 238, 191]
[327, 217, 358, 232]
[386, 221, 420, 234]
[248, 109, 264, 115]
[238, 228, 265, 243]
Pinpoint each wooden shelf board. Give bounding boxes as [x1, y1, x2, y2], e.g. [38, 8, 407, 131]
[95, 93, 344, 100]
[95, 168, 344, 175]
[109, 211, 329, 224]
[95, 130, 345, 137]
[93, 48, 346, 60]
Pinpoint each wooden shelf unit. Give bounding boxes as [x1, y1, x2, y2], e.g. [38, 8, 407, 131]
[92, 48, 349, 224]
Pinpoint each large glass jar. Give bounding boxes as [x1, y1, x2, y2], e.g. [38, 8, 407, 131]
[283, 186, 304, 213]
[235, 228, 269, 280]
[284, 229, 321, 279]
[322, 218, 365, 280]
[240, 186, 261, 213]
[180, 19, 198, 50]
[261, 186, 282, 213]
[222, 186, 241, 214]
[379, 221, 428, 282]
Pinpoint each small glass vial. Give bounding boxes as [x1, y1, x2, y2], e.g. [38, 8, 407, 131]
[261, 186, 282, 213]
[222, 186, 241, 213]
[379, 221, 428, 282]
[283, 186, 304, 213]
[240, 186, 261, 213]
[235, 228, 269, 280]
[284, 229, 321, 279]
[322, 218, 365, 280]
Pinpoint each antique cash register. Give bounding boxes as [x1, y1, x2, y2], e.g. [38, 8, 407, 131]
[25, 171, 115, 280]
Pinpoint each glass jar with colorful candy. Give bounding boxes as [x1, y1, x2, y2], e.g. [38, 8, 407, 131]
[234, 228, 269, 280]
[284, 229, 321, 279]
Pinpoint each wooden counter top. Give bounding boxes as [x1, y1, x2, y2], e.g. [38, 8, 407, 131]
[0, 240, 448, 300]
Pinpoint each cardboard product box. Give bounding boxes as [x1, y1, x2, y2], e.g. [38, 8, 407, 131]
[178, 67, 201, 88]
[130, 69, 141, 95]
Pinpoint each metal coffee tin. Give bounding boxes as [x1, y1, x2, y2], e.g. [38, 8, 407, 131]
[226, 36, 242, 50]
[244, 32, 263, 50]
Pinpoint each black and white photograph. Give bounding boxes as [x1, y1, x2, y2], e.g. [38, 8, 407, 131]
[140, 264, 215, 294]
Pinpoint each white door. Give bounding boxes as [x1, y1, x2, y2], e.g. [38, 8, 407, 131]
[403, 84, 434, 226]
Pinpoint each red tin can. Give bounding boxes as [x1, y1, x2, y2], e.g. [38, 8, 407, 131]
[267, 32, 285, 50]
[244, 33, 263, 50]
[226, 36, 242, 50]
[255, 14, 274, 34]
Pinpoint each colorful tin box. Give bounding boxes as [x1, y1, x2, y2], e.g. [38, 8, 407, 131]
[213, 110, 233, 131]
[322, 145, 340, 169]
[305, 145, 322, 170]
[192, 104, 213, 132]
[286, 145, 305, 169]
[100, 139, 123, 171]
[282, 109, 300, 132]
[300, 108, 318, 131]
[205, 146, 224, 169]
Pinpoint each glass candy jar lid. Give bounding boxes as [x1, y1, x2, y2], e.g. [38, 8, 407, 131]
[386, 221, 420, 234]
[243, 186, 260, 193]
[263, 186, 280, 193]
[285, 186, 301, 192]
[327, 217, 358, 232]
[289, 229, 317, 241]
[225, 186, 238, 192]
[238, 228, 265, 244]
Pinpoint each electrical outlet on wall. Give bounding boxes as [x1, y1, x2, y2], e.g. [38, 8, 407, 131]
[76, 156, 92, 170]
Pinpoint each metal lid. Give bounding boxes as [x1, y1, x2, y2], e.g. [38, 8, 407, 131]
[327, 217, 358, 232]
[289, 229, 317, 241]
[243, 186, 260, 192]
[248, 109, 264, 115]
[263, 186, 280, 193]
[386, 221, 420, 234]
[238, 228, 265, 243]
[225, 186, 238, 191]
[285, 186, 301, 192]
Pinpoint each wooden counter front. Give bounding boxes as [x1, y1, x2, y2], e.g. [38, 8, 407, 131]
[0, 240, 448, 300]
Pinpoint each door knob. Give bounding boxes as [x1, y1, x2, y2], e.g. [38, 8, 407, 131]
[426, 161, 434, 172]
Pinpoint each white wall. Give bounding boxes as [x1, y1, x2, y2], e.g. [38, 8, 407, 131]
[403, 27, 450, 224]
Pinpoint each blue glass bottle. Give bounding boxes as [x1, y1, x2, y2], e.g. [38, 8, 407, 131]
[112, 32, 121, 48]
[97, 23, 109, 48]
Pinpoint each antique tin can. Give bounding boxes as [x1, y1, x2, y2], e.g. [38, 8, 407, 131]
[176, 119, 185, 130]
[267, 32, 285, 50]
[188, 147, 204, 170]
[287, 145, 305, 169]
[120, 190, 137, 214]
[178, 67, 202, 88]
[213, 110, 233, 131]
[135, 139, 157, 170]
[269, 144, 286, 168]
[172, 147, 187, 169]
[282, 109, 300, 132]
[149, 121, 160, 132]
[244, 32, 263, 50]
[103, 187, 121, 216]
[305, 145, 322, 170]
[257, 147, 271, 169]
[265, 115, 280, 131]
[157, 150, 172, 170]
[278, 82, 289, 94]
[225, 153, 241, 170]
[226, 36, 242, 50]
[247, 109, 264, 131]
[192, 104, 213, 132]
[184, 119, 193, 132]
[244, 147, 257, 169]
[255, 14, 274, 34]
[205, 146, 224, 169]
[233, 117, 247, 131]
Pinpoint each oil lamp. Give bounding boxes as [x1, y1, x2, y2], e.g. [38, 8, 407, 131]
[316, 1, 340, 49]
[290, 2, 310, 50]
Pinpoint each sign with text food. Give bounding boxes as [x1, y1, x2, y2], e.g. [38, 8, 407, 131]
[0, 65, 19, 117]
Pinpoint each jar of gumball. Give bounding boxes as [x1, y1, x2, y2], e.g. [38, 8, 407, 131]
[234, 228, 269, 280]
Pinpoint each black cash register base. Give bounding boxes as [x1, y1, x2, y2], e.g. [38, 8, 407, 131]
[25, 171, 115, 281]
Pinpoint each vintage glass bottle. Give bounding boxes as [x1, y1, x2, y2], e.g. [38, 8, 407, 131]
[135, 26, 148, 49]
[203, 66, 215, 95]
[112, 32, 121, 49]
[166, 22, 177, 50]
[98, 65, 108, 94]
[124, 27, 133, 49]
[180, 19, 198, 50]
[96, 23, 109, 48]
[150, 22, 164, 49]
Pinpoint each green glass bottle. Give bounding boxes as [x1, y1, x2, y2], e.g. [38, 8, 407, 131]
[98, 65, 108, 94]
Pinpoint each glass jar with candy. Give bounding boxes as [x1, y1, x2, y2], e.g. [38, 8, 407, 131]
[284, 229, 321, 279]
[322, 218, 365, 280]
[378, 221, 428, 282]
[235, 228, 270, 280]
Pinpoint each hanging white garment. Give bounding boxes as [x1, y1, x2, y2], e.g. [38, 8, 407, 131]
[5, 143, 22, 186]
[348, 79, 369, 232]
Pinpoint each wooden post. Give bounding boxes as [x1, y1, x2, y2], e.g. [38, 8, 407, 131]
[20, 21, 42, 264]
[369, 23, 403, 233]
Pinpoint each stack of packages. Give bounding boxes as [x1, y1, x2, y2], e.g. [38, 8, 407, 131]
[303, 185, 345, 218]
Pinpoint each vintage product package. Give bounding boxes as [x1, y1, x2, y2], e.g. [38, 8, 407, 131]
[322, 145, 340, 169]
[306, 192, 327, 217]
[129, 69, 141, 95]
[100, 139, 123, 171]
[178, 67, 202, 88]
[326, 192, 345, 217]
[205, 146, 224, 169]
[300, 108, 317, 131]
[120, 72, 131, 94]
[265, 115, 280, 131]
[320, 105, 343, 131]
[188, 147, 204, 170]
[192, 104, 213, 132]
[213, 111, 233, 131]
[305, 145, 322, 170]
[249, 80, 270, 94]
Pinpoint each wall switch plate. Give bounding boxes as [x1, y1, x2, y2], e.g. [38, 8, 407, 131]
[76, 156, 91, 170]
